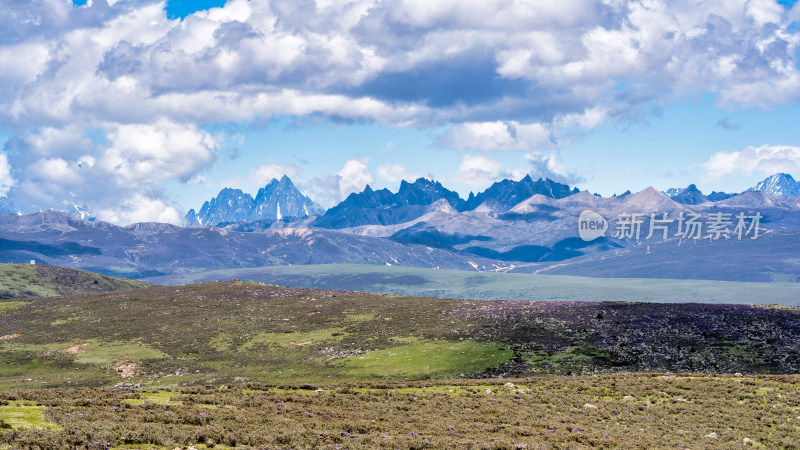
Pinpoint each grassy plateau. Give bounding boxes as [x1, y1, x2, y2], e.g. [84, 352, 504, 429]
[0, 265, 799, 447]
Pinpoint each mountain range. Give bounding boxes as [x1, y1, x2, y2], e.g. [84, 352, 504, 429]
[311, 178, 463, 229]
[663, 173, 800, 203]
[2, 172, 800, 283]
[189, 173, 798, 230]
[311, 176, 576, 229]
[460, 174, 579, 211]
[185, 175, 323, 226]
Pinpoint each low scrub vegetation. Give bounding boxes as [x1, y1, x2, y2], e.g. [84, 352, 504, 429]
[0, 374, 798, 448]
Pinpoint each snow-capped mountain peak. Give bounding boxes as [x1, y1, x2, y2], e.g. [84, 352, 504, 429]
[749, 173, 800, 197]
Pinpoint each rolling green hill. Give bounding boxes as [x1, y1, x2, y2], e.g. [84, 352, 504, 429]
[0, 264, 150, 300]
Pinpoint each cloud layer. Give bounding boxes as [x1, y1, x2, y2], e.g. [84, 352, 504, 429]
[0, 0, 798, 222]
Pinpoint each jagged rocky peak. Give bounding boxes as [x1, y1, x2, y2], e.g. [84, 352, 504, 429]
[664, 187, 684, 197]
[249, 175, 323, 222]
[396, 178, 463, 207]
[187, 188, 254, 226]
[670, 184, 709, 205]
[460, 175, 578, 212]
[311, 178, 463, 229]
[184, 176, 322, 227]
[666, 184, 733, 203]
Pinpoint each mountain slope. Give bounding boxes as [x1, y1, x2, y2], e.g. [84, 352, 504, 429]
[0, 263, 150, 299]
[666, 187, 733, 203]
[332, 185, 800, 269]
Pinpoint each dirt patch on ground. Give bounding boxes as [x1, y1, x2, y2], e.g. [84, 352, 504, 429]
[63, 343, 91, 354]
[288, 341, 312, 346]
[0, 333, 22, 340]
[115, 362, 139, 377]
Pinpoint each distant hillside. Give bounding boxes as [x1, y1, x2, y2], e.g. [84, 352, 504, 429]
[0, 264, 150, 299]
[0, 211, 512, 278]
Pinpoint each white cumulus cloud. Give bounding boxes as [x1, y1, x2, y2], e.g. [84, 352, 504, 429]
[377, 163, 426, 183]
[301, 158, 376, 208]
[525, 152, 585, 186]
[337, 159, 374, 197]
[446, 107, 606, 152]
[99, 119, 219, 187]
[703, 145, 800, 179]
[96, 193, 183, 226]
[7, 121, 216, 225]
[452, 154, 526, 186]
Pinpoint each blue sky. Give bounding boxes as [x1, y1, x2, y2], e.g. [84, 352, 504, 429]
[0, 0, 799, 223]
